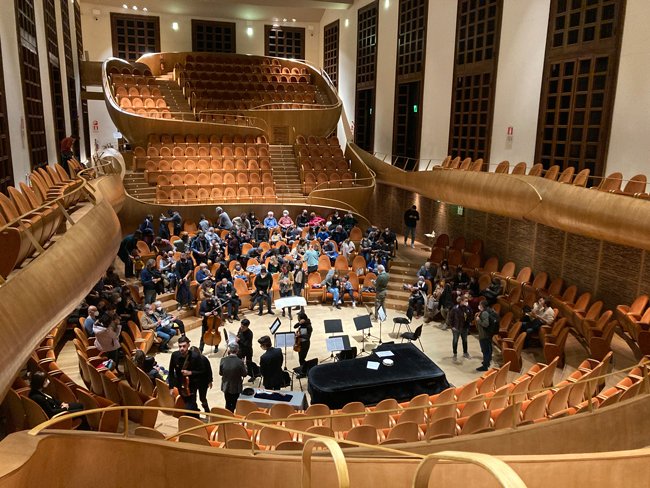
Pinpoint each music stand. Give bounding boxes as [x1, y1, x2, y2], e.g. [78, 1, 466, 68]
[275, 332, 295, 371]
[376, 305, 387, 345]
[321, 319, 344, 363]
[354, 315, 376, 356]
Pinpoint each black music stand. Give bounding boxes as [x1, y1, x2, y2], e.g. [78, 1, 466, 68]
[321, 319, 344, 363]
[354, 314, 375, 356]
[275, 331, 295, 371]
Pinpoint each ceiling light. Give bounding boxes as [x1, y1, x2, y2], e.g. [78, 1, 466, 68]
[246, 26, 254, 37]
[132, 5, 138, 10]
[344, 18, 349, 27]
[142, 7, 148, 11]
[283, 18, 287, 22]
[122, 3, 128, 8]
[292, 18, 296, 22]
[171, 22, 179, 31]
[384, 0, 390, 9]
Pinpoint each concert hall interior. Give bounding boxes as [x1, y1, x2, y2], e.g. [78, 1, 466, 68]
[0, 0, 650, 486]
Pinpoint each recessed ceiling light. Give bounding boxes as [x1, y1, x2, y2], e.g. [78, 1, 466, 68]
[142, 7, 148, 12]
[132, 5, 138, 10]
[122, 3, 128, 8]
[283, 18, 287, 22]
[292, 18, 296, 22]
[171, 22, 179, 31]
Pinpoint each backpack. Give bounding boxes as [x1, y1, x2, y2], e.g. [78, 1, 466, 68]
[487, 308, 500, 336]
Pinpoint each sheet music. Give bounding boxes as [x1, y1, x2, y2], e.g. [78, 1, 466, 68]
[377, 306, 387, 322]
[366, 361, 380, 370]
[326, 336, 345, 352]
[275, 332, 295, 348]
[375, 351, 394, 358]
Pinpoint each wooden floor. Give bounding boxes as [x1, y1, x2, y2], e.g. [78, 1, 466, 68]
[53, 225, 639, 435]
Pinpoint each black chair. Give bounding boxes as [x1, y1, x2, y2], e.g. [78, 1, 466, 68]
[292, 358, 318, 390]
[392, 307, 413, 336]
[335, 346, 358, 361]
[400, 324, 424, 352]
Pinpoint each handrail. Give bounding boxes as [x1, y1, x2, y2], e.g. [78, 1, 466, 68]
[302, 438, 350, 488]
[28, 360, 650, 443]
[197, 110, 270, 133]
[412, 452, 527, 488]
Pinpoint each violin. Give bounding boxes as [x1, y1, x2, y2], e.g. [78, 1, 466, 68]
[293, 322, 302, 353]
[181, 350, 192, 396]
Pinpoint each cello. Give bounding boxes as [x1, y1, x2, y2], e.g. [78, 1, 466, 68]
[202, 298, 224, 349]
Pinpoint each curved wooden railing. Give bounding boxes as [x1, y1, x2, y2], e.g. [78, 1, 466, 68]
[0, 157, 124, 400]
[355, 146, 650, 252]
[102, 58, 267, 148]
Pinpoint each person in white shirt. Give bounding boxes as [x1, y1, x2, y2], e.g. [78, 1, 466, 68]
[93, 313, 122, 363]
[521, 297, 555, 344]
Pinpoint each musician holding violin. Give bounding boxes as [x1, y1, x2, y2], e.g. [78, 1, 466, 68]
[199, 293, 223, 354]
[293, 311, 313, 375]
[168, 335, 203, 416]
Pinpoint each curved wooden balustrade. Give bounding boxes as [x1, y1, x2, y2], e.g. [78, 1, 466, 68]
[0, 160, 124, 401]
[103, 58, 267, 148]
[136, 52, 342, 143]
[354, 145, 650, 252]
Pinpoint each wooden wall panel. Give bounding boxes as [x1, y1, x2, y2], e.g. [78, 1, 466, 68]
[372, 182, 649, 311]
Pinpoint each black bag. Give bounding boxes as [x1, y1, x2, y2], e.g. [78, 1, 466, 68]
[282, 370, 291, 388]
[487, 309, 500, 336]
[249, 361, 261, 378]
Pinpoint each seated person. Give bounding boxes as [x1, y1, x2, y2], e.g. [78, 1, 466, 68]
[278, 210, 294, 230]
[152, 236, 173, 256]
[329, 210, 342, 228]
[252, 267, 274, 315]
[339, 275, 356, 307]
[207, 239, 223, 264]
[152, 300, 186, 335]
[308, 212, 325, 228]
[434, 260, 453, 283]
[159, 251, 177, 292]
[141, 303, 176, 352]
[322, 269, 341, 309]
[521, 298, 555, 342]
[296, 209, 310, 230]
[341, 212, 357, 233]
[267, 255, 282, 274]
[480, 278, 502, 305]
[215, 278, 240, 321]
[322, 239, 339, 263]
[330, 225, 348, 245]
[451, 265, 470, 290]
[29, 371, 86, 425]
[195, 263, 215, 286]
[380, 228, 397, 254]
[232, 262, 248, 283]
[316, 225, 330, 242]
[264, 211, 278, 229]
[406, 276, 428, 318]
[417, 261, 435, 281]
[133, 350, 168, 383]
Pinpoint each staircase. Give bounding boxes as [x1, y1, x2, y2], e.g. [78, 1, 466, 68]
[385, 260, 421, 312]
[269, 145, 306, 201]
[123, 171, 156, 202]
[156, 75, 193, 119]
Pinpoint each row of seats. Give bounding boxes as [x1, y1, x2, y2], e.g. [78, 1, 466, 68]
[138, 146, 270, 159]
[0, 162, 84, 278]
[118, 96, 168, 110]
[303, 171, 356, 193]
[143, 159, 270, 174]
[192, 92, 316, 112]
[184, 54, 291, 68]
[154, 172, 273, 186]
[299, 158, 349, 172]
[113, 84, 162, 98]
[616, 295, 650, 356]
[440, 156, 650, 197]
[184, 79, 316, 94]
[146, 133, 269, 145]
[180, 69, 310, 85]
[109, 73, 156, 86]
[121, 107, 172, 119]
[296, 135, 340, 147]
[185, 61, 308, 76]
[298, 147, 345, 159]
[137, 355, 649, 450]
[155, 186, 277, 205]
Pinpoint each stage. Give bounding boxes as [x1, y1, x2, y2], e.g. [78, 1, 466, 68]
[307, 343, 450, 409]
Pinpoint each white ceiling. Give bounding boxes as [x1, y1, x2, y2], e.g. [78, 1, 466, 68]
[85, 0, 353, 23]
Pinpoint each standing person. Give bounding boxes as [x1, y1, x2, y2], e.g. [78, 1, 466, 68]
[140, 259, 161, 304]
[258, 335, 284, 390]
[476, 300, 498, 371]
[60, 135, 76, 175]
[292, 256, 306, 310]
[293, 311, 313, 374]
[373, 264, 390, 321]
[159, 209, 182, 238]
[198, 293, 219, 354]
[196, 351, 213, 413]
[83, 306, 99, 337]
[403, 205, 420, 248]
[215, 206, 233, 230]
[236, 319, 255, 380]
[93, 313, 121, 365]
[174, 252, 193, 310]
[117, 230, 142, 278]
[449, 296, 472, 362]
[304, 244, 320, 274]
[219, 343, 247, 412]
[168, 335, 203, 415]
[278, 263, 294, 318]
[253, 267, 274, 315]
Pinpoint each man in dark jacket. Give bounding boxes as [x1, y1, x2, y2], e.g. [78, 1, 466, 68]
[258, 335, 284, 390]
[197, 351, 213, 413]
[219, 343, 247, 412]
[117, 230, 142, 278]
[236, 319, 255, 380]
[253, 267, 274, 315]
[449, 295, 472, 362]
[475, 300, 496, 372]
[168, 336, 203, 415]
[403, 205, 420, 248]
